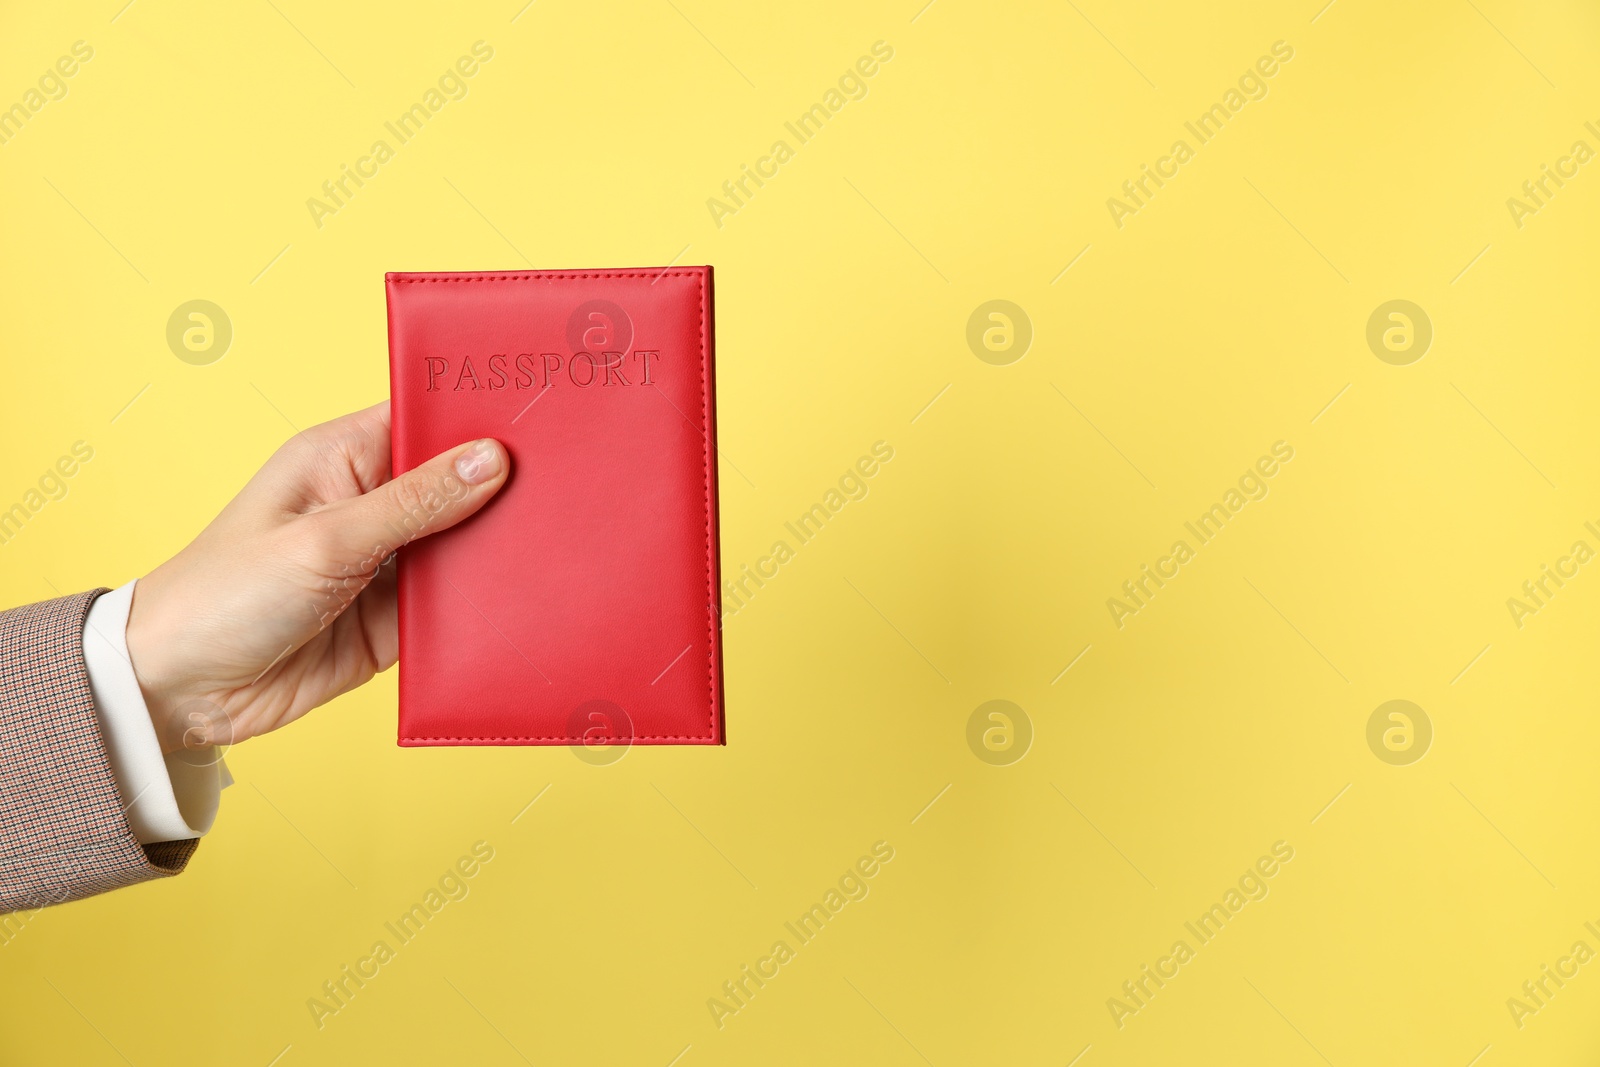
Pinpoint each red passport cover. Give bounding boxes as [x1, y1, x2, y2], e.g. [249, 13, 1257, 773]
[386, 268, 723, 746]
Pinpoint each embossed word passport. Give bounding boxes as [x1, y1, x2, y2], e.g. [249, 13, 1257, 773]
[386, 268, 724, 746]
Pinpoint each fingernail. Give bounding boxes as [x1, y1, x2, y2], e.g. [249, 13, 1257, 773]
[455, 440, 501, 485]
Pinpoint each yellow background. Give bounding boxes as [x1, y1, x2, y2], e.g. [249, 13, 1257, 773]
[3, 0, 1599, 1063]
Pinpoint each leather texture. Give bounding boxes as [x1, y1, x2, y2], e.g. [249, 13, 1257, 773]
[386, 268, 724, 746]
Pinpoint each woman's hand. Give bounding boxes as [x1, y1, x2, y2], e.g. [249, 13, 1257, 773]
[124, 400, 509, 753]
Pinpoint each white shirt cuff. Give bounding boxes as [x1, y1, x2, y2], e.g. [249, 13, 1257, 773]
[82, 580, 230, 844]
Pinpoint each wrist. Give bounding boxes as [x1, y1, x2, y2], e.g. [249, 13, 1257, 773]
[125, 573, 219, 756]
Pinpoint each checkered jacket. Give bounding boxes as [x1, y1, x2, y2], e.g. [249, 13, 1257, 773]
[0, 589, 196, 911]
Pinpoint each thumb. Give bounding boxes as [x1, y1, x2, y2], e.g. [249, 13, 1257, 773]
[315, 438, 511, 565]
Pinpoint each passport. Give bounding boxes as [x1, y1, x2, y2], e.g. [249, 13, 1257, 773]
[386, 267, 724, 746]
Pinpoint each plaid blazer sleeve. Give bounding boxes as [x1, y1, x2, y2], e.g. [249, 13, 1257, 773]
[0, 588, 197, 911]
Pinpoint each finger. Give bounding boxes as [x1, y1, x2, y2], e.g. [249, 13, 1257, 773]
[311, 438, 510, 564]
[241, 400, 396, 510]
[354, 556, 400, 673]
[337, 400, 394, 493]
[302, 399, 394, 495]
